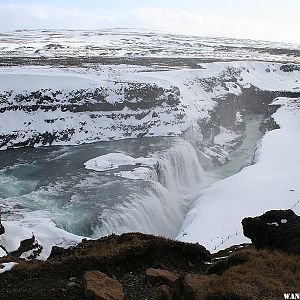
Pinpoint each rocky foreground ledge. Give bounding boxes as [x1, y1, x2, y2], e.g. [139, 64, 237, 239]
[0, 209, 299, 300]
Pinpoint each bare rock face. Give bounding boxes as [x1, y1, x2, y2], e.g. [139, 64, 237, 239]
[242, 209, 300, 254]
[0, 218, 4, 235]
[10, 234, 43, 259]
[146, 268, 178, 287]
[83, 270, 124, 300]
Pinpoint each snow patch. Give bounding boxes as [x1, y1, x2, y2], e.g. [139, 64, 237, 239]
[0, 247, 7, 258]
[0, 262, 18, 274]
[214, 127, 240, 147]
[267, 222, 279, 227]
[0, 213, 84, 260]
[84, 153, 156, 172]
[114, 167, 154, 180]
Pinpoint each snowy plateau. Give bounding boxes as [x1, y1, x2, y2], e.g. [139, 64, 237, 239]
[0, 29, 299, 260]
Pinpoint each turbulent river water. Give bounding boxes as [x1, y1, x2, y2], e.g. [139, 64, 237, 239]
[0, 115, 263, 239]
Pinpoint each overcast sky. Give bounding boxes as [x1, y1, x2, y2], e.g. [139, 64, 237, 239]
[0, 0, 299, 44]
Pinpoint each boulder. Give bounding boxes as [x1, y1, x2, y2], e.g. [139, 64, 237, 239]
[155, 285, 174, 300]
[175, 273, 216, 300]
[83, 270, 124, 300]
[242, 209, 300, 254]
[146, 268, 178, 287]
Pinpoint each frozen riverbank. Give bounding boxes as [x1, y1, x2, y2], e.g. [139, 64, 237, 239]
[177, 97, 300, 252]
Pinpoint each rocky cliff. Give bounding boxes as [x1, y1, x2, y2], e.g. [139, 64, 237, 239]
[0, 62, 299, 169]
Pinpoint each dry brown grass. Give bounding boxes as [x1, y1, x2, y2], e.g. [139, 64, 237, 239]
[179, 249, 300, 300]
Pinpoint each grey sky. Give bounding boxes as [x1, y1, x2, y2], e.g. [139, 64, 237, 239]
[0, 0, 299, 44]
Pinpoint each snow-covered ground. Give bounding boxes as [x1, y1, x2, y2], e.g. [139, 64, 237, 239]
[0, 29, 299, 260]
[213, 127, 240, 148]
[177, 97, 300, 252]
[0, 212, 83, 260]
[0, 61, 299, 150]
[1, 29, 299, 62]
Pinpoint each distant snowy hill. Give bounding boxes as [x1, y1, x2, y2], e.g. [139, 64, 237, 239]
[0, 29, 299, 62]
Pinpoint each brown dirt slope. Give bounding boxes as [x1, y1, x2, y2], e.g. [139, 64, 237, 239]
[0, 233, 299, 300]
[0, 233, 210, 300]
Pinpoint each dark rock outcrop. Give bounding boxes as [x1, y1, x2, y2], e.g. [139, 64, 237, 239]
[0, 217, 4, 235]
[10, 234, 43, 258]
[48, 233, 211, 272]
[259, 93, 300, 132]
[242, 209, 300, 254]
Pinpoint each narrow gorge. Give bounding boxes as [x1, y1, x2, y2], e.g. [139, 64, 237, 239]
[0, 52, 299, 257]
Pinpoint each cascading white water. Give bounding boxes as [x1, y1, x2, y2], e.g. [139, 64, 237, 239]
[157, 140, 204, 197]
[92, 139, 204, 238]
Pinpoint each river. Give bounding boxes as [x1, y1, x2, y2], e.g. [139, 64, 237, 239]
[0, 115, 263, 239]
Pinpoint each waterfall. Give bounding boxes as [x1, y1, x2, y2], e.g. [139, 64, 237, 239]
[157, 140, 203, 198]
[92, 139, 204, 238]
